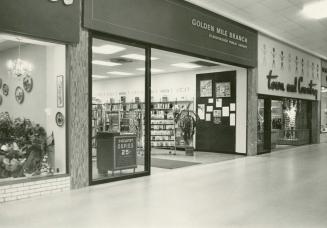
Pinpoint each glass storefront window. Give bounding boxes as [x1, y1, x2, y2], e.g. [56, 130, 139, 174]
[91, 38, 147, 181]
[321, 88, 327, 133]
[280, 98, 310, 145]
[0, 33, 66, 182]
[257, 98, 265, 153]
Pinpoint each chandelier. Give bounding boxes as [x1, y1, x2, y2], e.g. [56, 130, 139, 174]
[7, 39, 32, 78]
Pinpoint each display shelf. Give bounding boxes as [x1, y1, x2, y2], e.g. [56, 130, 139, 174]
[150, 100, 194, 149]
[92, 103, 104, 149]
[92, 100, 194, 150]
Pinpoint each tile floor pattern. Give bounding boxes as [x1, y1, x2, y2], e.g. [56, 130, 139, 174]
[92, 149, 244, 180]
[1, 143, 327, 227]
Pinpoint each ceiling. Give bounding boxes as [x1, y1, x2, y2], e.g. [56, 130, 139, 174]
[186, 0, 327, 60]
[92, 38, 234, 80]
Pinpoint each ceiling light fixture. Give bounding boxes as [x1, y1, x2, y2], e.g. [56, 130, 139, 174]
[137, 68, 164, 73]
[302, 1, 327, 19]
[121, 54, 159, 61]
[92, 60, 122, 67]
[7, 38, 32, 78]
[107, 71, 134, 76]
[171, 63, 202, 69]
[92, 75, 110, 79]
[92, 44, 126, 54]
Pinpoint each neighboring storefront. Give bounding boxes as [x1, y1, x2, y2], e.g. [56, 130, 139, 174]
[84, 0, 258, 185]
[0, 0, 80, 203]
[257, 34, 321, 153]
[321, 59, 327, 140]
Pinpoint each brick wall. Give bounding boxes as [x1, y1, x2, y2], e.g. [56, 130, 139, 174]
[0, 176, 70, 203]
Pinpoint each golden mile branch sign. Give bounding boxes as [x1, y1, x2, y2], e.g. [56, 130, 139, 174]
[191, 18, 248, 49]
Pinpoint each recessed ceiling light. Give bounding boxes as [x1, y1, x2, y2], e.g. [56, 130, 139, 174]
[302, 1, 327, 19]
[171, 63, 202, 69]
[92, 60, 122, 67]
[107, 71, 134, 76]
[137, 68, 164, 73]
[92, 75, 110, 79]
[92, 44, 126, 54]
[121, 54, 159, 61]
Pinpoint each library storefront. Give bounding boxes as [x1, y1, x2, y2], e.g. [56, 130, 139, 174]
[84, 0, 258, 184]
[257, 34, 321, 153]
[0, 0, 80, 202]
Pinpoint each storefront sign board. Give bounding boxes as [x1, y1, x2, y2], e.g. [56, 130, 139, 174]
[258, 34, 321, 100]
[84, 0, 257, 67]
[0, 0, 80, 43]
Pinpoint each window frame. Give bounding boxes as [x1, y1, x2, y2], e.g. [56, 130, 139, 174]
[88, 32, 151, 185]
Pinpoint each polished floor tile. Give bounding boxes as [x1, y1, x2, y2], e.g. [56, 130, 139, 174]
[1, 143, 327, 228]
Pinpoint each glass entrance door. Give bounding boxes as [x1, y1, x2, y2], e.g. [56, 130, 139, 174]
[257, 98, 266, 153]
[90, 37, 149, 183]
[257, 97, 271, 154]
[271, 100, 283, 150]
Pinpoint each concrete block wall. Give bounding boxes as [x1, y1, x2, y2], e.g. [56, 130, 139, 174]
[0, 176, 70, 203]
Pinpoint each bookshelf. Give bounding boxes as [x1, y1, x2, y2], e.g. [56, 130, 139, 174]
[92, 100, 194, 150]
[150, 100, 194, 149]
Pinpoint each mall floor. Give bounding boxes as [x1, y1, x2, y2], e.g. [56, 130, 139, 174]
[1, 143, 327, 228]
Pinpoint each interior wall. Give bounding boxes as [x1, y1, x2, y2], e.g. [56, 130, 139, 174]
[0, 45, 47, 127]
[93, 66, 247, 154]
[93, 76, 145, 103]
[46, 45, 66, 173]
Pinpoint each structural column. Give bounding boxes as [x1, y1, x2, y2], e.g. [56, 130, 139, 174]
[311, 101, 320, 144]
[247, 68, 258, 156]
[67, 26, 89, 189]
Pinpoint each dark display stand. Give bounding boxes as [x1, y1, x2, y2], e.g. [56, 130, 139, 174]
[96, 132, 137, 175]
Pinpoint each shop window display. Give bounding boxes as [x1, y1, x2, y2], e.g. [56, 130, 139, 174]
[321, 88, 327, 133]
[257, 97, 311, 152]
[279, 98, 310, 145]
[0, 34, 66, 182]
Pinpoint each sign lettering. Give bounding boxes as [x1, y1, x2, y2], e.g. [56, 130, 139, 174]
[191, 18, 248, 49]
[266, 70, 318, 99]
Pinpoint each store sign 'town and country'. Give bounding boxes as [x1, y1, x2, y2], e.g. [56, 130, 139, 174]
[266, 70, 318, 99]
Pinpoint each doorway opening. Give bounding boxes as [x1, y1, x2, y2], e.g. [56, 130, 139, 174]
[149, 48, 247, 173]
[90, 35, 248, 183]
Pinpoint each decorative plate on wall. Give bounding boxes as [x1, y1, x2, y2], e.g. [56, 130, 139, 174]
[15, 86, 24, 104]
[3, 84, 9, 96]
[55, 112, 65, 127]
[23, 76, 33, 92]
